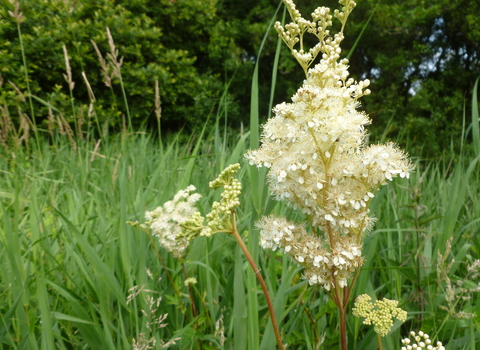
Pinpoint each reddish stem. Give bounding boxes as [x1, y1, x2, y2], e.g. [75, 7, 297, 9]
[231, 214, 285, 350]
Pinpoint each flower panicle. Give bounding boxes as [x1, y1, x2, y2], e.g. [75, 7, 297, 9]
[246, 0, 413, 291]
[257, 216, 363, 290]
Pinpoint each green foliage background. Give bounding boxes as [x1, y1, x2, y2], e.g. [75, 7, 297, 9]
[1, 0, 479, 152]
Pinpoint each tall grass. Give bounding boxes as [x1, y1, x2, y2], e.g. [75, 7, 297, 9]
[1, 97, 479, 349]
[1, 3, 480, 350]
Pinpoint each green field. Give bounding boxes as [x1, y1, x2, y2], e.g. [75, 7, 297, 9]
[1, 109, 480, 349]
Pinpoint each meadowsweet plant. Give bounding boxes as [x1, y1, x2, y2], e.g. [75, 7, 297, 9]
[131, 186, 203, 330]
[246, 0, 412, 348]
[177, 163, 285, 350]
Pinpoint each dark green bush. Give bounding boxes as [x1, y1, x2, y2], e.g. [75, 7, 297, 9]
[0, 0, 240, 133]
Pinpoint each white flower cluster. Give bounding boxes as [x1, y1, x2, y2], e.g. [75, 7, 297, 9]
[142, 185, 201, 259]
[246, 0, 412, 290]
[257, 216, 362, 290]
[401, 331, 445, 350]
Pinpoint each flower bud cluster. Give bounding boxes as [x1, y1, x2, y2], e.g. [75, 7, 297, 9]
[141, 185, 201, 259]
[274, 0, 334, 74]
[246, 0, 413, 290]
[334, 0, 357, 27]
[274, 0, 357, 75]
[352, 294, 407, 337]
[401, 331, 445, 350]
[209, 163, 242, 213]
[184, 277, 197, 286]
[178, 164, 242, 240]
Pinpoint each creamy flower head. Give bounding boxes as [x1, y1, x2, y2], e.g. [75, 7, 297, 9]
[142, 185, 201, 259]
[256, 216, 363, 290]
[246, 52, 411, 237]
[246, 0, 412, 238]
[246, 0, 413, 289]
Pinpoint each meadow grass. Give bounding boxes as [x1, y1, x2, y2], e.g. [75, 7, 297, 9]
[1, 112, 479, 349]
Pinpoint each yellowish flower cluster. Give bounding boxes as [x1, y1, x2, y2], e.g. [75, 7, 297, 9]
[246, 0, 413, 290]
[401, 331, 445, 350]
[184, 277, 198, 286]
[179, 164, 242, 239]
[352, 294, 407, 337]
[141, 185, 201, 259]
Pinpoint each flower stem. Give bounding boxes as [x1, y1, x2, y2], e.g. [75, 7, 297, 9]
[231, 213, 285, 350]
[145, 229, 189, 319]
[377, 333, 383, 350]
[182, 264, 203, 350]
[181, 264, 198, 319]
[339, 305, 348, 350]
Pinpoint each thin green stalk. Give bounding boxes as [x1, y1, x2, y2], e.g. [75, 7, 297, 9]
[181, 264, 203, 350]
[339, 303, 348, 350]
[13, 12, 41, 154]
[330, 276, 348, 350]
[117, 74, 132, 133]
[16, 22, 34, 122]
[181, 264, 198, 320]
[377, 333, 383, 350]
[144, 229, 189, 319]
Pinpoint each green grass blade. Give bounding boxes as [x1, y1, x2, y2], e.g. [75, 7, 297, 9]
[346, 0, 380, 60]
[472, 76, 480, 156]
[54, 208, 126, 308]
[233, 245, 248, 350]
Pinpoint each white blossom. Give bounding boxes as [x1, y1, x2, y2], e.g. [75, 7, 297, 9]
[142, 186, 201, 259]
[246, 0, 413, 291]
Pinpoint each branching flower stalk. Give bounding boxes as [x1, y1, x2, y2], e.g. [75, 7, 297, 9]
[178, 164, 285, 350]
[246, 0, 413, 348]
